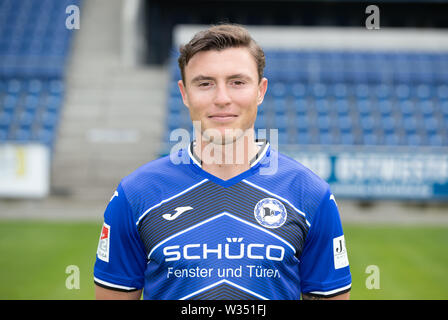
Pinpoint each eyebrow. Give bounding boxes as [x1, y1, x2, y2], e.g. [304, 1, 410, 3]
[190, 73, 252, 84]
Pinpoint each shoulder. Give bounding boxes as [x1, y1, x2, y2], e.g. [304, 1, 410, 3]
[117, 150, 202, 222]
[278, 151, 327, 181]
[274, 150, 330, 194]
[121, 154, 174, 189]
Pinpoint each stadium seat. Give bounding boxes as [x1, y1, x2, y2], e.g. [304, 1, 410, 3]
[384, 133, 400, 146]
[437, 85, 448, 100]
[363, 133, 382, 146]
[0, 0, 79, 147]
[0, 112, 12, 129]
[423, 117, 439, 135]
[403, 116, 418, 134]
[340, 132, 355, 145]
[428, 133, 444, 146]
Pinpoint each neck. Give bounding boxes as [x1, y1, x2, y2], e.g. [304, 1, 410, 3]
[193, 129, 260, 181]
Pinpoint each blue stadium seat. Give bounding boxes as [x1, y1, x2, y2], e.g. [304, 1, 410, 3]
[297, 130, 313, 145]
[420, 100, 435, 118]
[340, 132, 355, 145]
[0, 112, 12, 129]
[273, 98, 287, 116]
[23, 94, 40, 112]
[381, 116, 396, 134]
[335, 99, 349, 115]
[296, 115, 309, 132]
[354, 84, 370, 99]
[18, 111, 34, 129]
[290, 83, 306, 99]
[3, 94, 18, 112]
[0, 127, 7, 141]
[317, 115, 331, 131]
[278, 131, 288, 144]
[14, 128, 32, 142]
[33, 128, 53, 145]
[338, 115, 353, 133]
[315, 99, 330, 116]
[40, 111, 58, 129]
[384, 133, 400, 146]
[378, 100, 393, 117]
[270, 82, 287, 98]
[416, 84, 432, 100]
[373, 84, 389, 100]
[441, 101, 448, 116]
[363, 133, 382, 146]
[423, 117, 439, 135]
[318, 131, 333, 145]
[437, 85, 448, 100]
[311, 83, 327, 99]
[360, 115, 375, 133]
[403, 116, 418, 134]
[293, 98, 307, 115]
[255, 114, 266, 129]
[357, 99, 372, 117]
[406, 134, 423, 146]
[333, 83, 349, 99]
[399, 100, 415, 117]
[395, 84, 411, 100]
[45, 95, 62, 112]
[428, 133, 444, 146]
[48, 79, 64, 95]
[167, 113, 183, 131]
[6, 79, 21, 95]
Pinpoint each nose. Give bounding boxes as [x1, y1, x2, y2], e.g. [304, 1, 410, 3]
[213, 83, 232, 107]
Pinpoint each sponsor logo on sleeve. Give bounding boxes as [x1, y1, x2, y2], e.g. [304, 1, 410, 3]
[97, 223, 110, 262]
[333, 235, 349, 269]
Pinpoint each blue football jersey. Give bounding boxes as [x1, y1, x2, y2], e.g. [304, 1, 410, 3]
[93, 141, 351, 299]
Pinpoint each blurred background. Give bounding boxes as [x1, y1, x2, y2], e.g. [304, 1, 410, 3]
[0, 0, 447, 299]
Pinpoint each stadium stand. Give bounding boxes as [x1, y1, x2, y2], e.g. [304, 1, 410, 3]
[0, 0, 80, 148]
[164, 49, 448, 150]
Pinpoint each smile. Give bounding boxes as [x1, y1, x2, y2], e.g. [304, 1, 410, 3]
[208, 114, 238, 123]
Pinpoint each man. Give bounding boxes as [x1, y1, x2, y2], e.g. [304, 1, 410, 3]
[94, 24, 351, 300]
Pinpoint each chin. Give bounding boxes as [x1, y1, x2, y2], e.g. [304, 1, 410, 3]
[208, 128, 254, 145]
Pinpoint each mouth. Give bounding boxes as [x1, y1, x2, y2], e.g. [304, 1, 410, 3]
[207, 114, 238, 123]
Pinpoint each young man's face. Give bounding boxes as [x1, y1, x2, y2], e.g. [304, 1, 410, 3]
[178, 47, 268, 144]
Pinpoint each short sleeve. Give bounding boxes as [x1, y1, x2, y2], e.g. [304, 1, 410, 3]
[93, 183, 147, 291]
[299, 189, 352, 297]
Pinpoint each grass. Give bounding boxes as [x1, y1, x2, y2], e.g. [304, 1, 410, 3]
[0, 221, 447, 299]
[0, 221, 99, 299]
[346, 224, 448, 299]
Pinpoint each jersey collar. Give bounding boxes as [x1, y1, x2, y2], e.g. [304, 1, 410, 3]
[187, 139, 270, 187]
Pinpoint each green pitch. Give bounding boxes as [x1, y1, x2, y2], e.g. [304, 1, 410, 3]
[0, 220, 447, 299]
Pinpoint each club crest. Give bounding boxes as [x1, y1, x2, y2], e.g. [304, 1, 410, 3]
[254, 198, 287, 229]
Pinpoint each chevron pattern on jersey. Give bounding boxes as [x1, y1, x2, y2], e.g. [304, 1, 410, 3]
[137, 180, 310, 260]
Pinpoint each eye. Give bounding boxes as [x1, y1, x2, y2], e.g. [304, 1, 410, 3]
[198, 81, 212, 87]
[231, 80, 245, 86]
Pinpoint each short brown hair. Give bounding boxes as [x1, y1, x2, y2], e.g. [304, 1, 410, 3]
[178, 24, 265, 84]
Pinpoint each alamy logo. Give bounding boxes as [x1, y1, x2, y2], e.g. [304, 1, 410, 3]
[254, 198, 287, 229]
[163, 206, 194, 221]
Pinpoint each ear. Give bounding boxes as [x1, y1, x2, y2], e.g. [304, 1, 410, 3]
[178, 80, 190, 109]
[257, 77, 268, 105]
